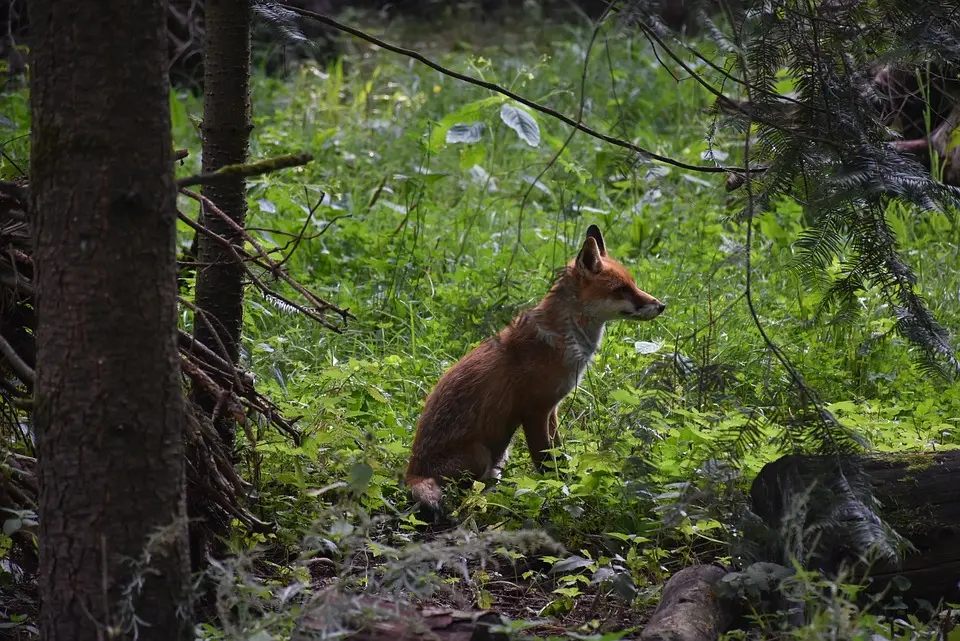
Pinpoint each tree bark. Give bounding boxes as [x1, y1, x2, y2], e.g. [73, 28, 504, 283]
[29, 1, 191, 639]
[189, 0, 251, 601]
[193, 0, 250, 449]
[640, 564, 738, 641]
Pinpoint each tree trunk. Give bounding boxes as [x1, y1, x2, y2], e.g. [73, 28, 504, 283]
[189, 0, 251, 600]
[193, 0, 250, 449]
[29, 1, 191, 639]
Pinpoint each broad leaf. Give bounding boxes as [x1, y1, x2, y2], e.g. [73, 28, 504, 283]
[634, 340, 662, 354]
[446, 122, 486, 144]
[550, 554, 593, 574]
[429, 96, 501, 151]
[348, 462, 373, 492]
[500, 103, 540, 147]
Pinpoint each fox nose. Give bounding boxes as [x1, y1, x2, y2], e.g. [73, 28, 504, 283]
[656, 302, 666, 313]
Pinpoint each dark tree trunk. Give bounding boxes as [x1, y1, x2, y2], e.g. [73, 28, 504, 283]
[28, 1, 191, 639]
[189, 0, 251, 595]
[193, 0, 250, 448]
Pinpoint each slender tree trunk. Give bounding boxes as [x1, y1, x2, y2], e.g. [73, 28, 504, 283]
[193, 0, 251, 447]
[29, 1, 191, 639]
[190, 0, 251, 592]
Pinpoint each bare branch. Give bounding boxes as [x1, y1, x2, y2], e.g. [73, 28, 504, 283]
[177, 152, 313, 188]
[180, 188, 354, 327]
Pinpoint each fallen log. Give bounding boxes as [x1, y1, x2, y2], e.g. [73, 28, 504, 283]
[640, 564, 738, 641]
[750, 450, 960, 607]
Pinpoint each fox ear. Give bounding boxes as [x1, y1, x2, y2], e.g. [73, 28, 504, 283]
[585, 224, 607, 256]
[576, 236, 603, 274]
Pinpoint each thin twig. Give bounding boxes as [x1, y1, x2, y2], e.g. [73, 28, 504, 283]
[181, 188, 354, 326]
[181, 355, 245, 424]
[640, 23, 839, 152]
[275, 188, 322, 269]
[178, 329, 249, 390]
[732, 6, 842, 450]
[180, 206, 347, 332]
[178, 296, 249, 393]
[503, 2, 610, 282]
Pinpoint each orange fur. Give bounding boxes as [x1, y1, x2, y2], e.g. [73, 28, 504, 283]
[405, 225, 664, 519]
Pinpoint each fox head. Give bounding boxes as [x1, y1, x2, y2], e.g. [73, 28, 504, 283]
[569, 224, 665, 322]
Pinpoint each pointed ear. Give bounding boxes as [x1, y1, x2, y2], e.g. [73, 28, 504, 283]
[576, 236, 603, 274]
[585, 224, 607, 256]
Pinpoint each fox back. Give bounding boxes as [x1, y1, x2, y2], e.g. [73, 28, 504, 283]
[405, 225, 664, 519]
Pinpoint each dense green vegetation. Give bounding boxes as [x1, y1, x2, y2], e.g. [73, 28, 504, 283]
[3, 9, 959, 640]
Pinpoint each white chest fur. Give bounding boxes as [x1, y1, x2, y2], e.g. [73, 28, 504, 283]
[534, 312, 606, 398]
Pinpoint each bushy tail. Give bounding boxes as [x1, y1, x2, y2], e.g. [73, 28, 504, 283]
[406, 475, 443, 522]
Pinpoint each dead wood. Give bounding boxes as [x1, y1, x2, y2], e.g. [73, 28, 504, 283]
[750, 450, 960, 607]
[639, 564, 738, 641]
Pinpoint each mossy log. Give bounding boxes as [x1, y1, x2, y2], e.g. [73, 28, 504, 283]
[750, 450, 960, 606]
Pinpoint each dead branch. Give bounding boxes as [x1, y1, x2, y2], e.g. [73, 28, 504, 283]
[178, 296, 248, 391]
[0, 333, 34, 385]
[177, 152, 314, 188]
[181, 187, 354, 329]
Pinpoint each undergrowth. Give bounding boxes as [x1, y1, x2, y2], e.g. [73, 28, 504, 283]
[2, 6, 959, 640]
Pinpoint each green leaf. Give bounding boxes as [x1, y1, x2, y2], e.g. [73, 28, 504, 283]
[446, 122, 486, 144]
[459, 144, 487, 170]
[500, 103, 540, 147]
[348, 462, 374, 493]
[539, 595, 574, 617]
[611, 572, 637, 600]
[609, 389, 640, 405]
[429, 96, 502, 151]
[2, 519, 22, 536]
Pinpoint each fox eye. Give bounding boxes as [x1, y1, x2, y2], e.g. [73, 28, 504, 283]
[614, 285, 633, 297]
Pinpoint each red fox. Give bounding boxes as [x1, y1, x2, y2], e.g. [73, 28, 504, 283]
[405, 225, 665, 519]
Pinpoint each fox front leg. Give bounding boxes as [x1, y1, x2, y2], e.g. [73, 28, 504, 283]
[523, 407, 559, 473]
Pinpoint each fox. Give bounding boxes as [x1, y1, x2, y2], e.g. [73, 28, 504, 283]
[404, 224, 665, 520]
